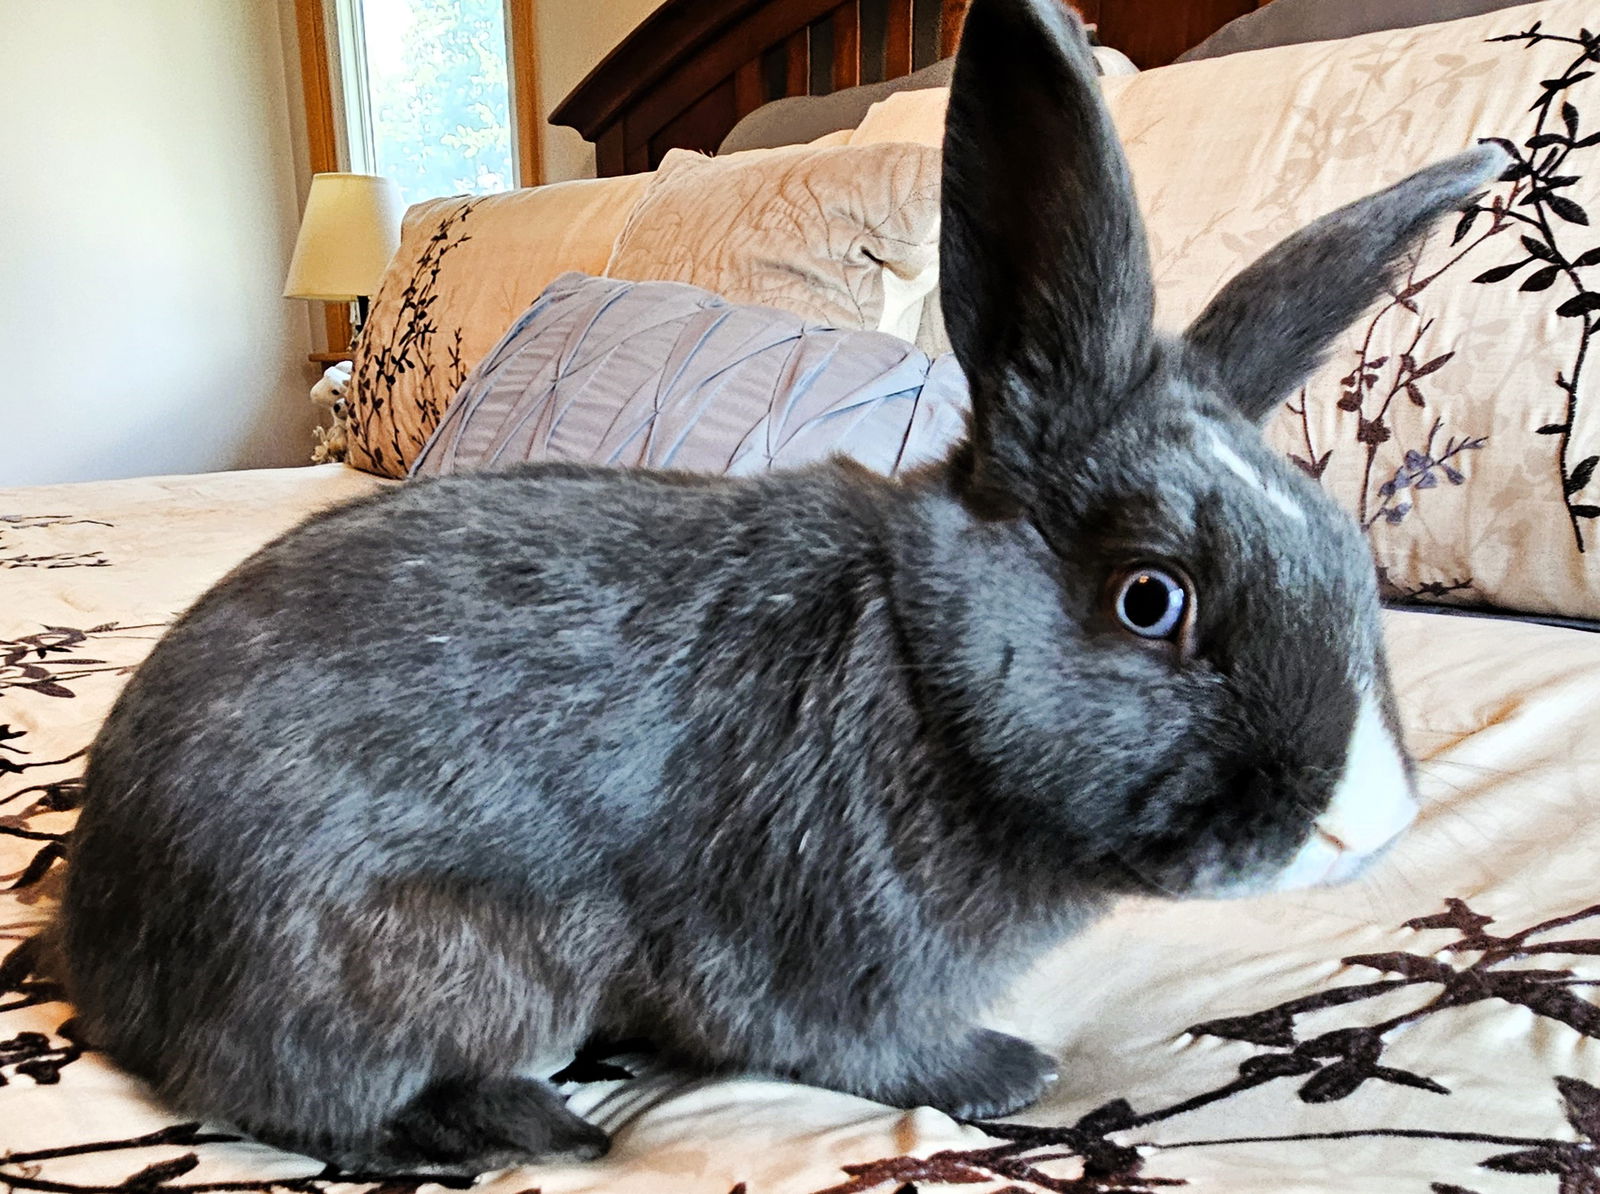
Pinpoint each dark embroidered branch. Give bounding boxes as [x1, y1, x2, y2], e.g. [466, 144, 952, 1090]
[936, 900, 1600, 1194]
[1167, 899, 1600, 1117]
[0, 1025, 81, 1087]
[0, 515, 112, 540]
[1378, 567, 1475, 603]
[0, 516, 114, 570]
[1306, 183, 1512, 531]
[0, 627, 139, 902]
[808, 1134, 1185, 1194]
[0, 625, 163, 702]
[1152, 1075, 1600, 1194]
[0, 765, 86, 809]
[349, 202, 481, 474]
[0, 553, 110, 571]
[1334, 222, 1503, 528]
[0, 729, 84, 898]
[1481, 25, 1600, 550]
[3, 839, 65, 896]
[0, 1124, 474, 1194]
[1285, 387, 1329, 480]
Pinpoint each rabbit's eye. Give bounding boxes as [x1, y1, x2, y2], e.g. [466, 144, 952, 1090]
[1112, 567, 1188, 641]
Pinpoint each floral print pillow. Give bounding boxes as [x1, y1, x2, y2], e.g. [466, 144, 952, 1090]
[1108, 0, 1600, 619]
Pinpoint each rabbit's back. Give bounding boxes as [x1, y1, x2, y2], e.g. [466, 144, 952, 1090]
[82, 464, 881, 857]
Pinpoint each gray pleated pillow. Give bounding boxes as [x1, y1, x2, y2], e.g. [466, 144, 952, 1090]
[410, 272, 970, 479]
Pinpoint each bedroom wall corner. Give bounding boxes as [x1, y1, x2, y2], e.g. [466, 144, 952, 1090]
[533, 0, 665, 181]
[0, 0, 320, 487]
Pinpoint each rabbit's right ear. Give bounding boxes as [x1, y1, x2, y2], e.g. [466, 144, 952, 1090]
[940, 0, 1155, 512]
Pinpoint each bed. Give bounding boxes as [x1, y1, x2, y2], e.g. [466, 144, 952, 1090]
[6, 1, 1600, 1192]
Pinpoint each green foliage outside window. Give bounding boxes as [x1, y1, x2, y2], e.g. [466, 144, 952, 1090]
[364, 0, 513, 205]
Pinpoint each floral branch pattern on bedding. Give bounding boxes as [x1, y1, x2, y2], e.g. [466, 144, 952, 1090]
[1297, 18, 1600, 566]
[1479, 23, 1600, 552]
[1232, 13, 1600, 616]
[347, 201, 481, 478]
[5, 853, 1600, 1194]
[0, 516, 113, 572]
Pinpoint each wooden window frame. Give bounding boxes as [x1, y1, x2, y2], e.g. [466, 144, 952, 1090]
[507, 0, 543, 193]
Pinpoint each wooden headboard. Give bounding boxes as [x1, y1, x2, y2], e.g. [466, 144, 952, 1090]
[549, 0, 1265, 178]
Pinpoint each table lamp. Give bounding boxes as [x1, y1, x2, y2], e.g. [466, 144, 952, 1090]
[283, 173, 403, 337]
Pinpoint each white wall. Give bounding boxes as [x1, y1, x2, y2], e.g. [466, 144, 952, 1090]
[0, 0, 321, 487]
[535, 0, 664, 182]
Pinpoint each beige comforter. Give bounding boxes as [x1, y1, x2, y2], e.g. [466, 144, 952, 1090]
[3, 464, 1597, 1194]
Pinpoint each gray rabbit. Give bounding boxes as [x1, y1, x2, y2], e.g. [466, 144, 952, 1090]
[56, 0, 1504, 1175]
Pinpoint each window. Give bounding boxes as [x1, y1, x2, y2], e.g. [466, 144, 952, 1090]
[332, 0, 518, 206]
[294, 0, 538, 352]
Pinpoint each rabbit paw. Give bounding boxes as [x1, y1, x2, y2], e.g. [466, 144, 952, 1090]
[908, 1029, 1060, 1121]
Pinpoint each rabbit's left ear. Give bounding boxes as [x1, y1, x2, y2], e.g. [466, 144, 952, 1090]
[1183, 144, 1507, 422]
[939, 0, 1155, 509]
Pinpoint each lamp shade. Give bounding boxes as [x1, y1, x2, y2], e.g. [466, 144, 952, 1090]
[283, 173, 404, 301]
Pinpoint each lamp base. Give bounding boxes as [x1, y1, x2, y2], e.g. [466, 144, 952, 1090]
[351, 295, 371, 342]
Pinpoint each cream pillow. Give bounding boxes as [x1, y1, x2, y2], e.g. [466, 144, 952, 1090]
[604, 142, 942, 341]
[848, 90, 954, 355]
[346, 173, 650, 478]
[848, 86, 950, 149]
[804, 129, 854, 149]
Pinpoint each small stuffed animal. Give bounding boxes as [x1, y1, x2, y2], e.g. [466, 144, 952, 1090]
[57, 0, 1503, 1175]
[310, 362, 352, 465]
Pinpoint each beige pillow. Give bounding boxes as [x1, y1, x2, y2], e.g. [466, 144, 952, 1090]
[346, 173, 649, 478]
[849, 87, 950, 149]
[803, 129, 854, 149]
[604, 142, 942, 342]
[858, 0, 1600, 621]
[847, 91, 954, 357]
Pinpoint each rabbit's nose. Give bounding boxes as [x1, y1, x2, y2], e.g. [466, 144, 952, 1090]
[1273, 829, 1347, 890]
[1274, 691, 1418, 891]
[1316, 690, 1419, 857]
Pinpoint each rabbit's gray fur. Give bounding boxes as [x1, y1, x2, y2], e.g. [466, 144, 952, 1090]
[57, 0, 1505, 1175]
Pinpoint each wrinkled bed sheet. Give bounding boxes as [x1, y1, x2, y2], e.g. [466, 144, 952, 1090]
[3, 464, 1599, 1194]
